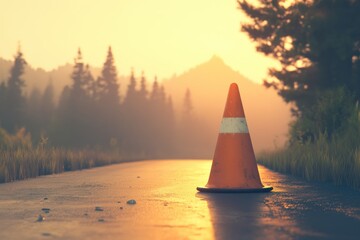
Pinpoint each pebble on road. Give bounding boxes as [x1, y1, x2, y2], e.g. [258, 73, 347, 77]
[127, 199, 136, 205]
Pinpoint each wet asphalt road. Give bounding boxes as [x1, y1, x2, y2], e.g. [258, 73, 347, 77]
[0, 160, 360, 239]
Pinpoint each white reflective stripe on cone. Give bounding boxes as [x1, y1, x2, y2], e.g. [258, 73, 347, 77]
[219, 117, 249, 133]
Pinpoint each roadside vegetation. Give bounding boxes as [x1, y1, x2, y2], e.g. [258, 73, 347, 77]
[0, 128, 131, 183]
[0, 44, 200, 183]
[239, 1, 360, 189]
[259, 127, 360, 189]
[259, 89, 360, 188]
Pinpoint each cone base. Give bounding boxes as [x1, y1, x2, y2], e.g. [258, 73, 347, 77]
[196, 186, 273, 193]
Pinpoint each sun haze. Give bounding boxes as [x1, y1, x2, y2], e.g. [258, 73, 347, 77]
[0, 0, 276, 83]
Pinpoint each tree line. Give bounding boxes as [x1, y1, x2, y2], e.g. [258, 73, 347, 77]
[0, 47, 196, 157]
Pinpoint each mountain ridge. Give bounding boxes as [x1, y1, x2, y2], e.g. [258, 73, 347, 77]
[163, 55, 291, 152]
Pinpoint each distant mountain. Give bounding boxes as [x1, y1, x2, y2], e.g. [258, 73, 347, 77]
[163, 55, 292, 152]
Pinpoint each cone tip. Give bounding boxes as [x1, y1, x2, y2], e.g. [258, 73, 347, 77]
[230, 82, 239, 89]
[223, 82, 244, 117]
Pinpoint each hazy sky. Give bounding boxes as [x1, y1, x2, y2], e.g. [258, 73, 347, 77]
[0, 0, 277, 83]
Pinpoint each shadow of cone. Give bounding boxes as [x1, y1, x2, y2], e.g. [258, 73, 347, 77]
[197, 83, 272, 193]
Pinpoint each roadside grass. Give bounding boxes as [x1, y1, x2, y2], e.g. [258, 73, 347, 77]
[258, 118, 360, 189]
[0, 128, 149, 183]
[0, 147, 128, 183]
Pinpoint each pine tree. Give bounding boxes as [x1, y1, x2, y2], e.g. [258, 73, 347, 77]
[159, 85, 166, 104]
[3, 47, 27, 132]
[183, 88, 193, 118]
[147, 77, 175, 156]
[26, 87, 42, 142]
[145, 76, 160, 155]
[136, 71, 151, 154]
[97, 46, 120, 106]
[139, 71, 148, 99]
[164, 95, 175, 154]
[54, 49, 96, 147]
[94, 46, 121, 147]
[84, 64, 96, 99]
[178, 88, 203, 157]
[238, 0, 360, 114]
[150, 76, 159, 101]
[123, 69, 137, 105]
[40, 79, 55, 134]
[42, 80, 55, 116]
[239, 0, 360, 141]
[122, 69, 142, 152]
[70, 48, 88, 101]
[0, 82, 6, 127]
[53, 86, 71, 146]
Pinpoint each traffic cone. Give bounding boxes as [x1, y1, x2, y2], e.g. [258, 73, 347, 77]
[197, 83, 273, 193]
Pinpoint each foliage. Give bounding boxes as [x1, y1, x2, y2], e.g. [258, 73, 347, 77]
[0, 48, 27, 132]
[259, 103, 360, 189]
[55, 49, 97, 147]
[122, 74, 175, 156]
[183, 88, 193, 117]
[96, 46, 120, 106]
[290, 87, 354, 142]
[0, 147, 128, 184]
[26, 80, 55, 144]
[0, 46, 202, 164]
[0, 127, 147, 183]
[238, 0, 360, 114]
[0, 128, 32, 150]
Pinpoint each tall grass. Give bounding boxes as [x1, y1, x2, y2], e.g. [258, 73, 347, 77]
[259, 106, 360, 189]
[0, 128, 140, 183]
[0, 148, 128, 183]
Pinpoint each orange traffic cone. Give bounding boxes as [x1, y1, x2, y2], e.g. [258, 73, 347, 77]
[197, 83, 272, 193]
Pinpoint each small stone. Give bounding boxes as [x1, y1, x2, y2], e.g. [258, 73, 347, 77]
[95, 206, 104, 211]
[43, 197, 48, 200]
[37, 214, 45, 222]
[98, 218, 105, 222]
[117, 201, 121, 203]
[137, 176, 140, 178]
[84, 213, 88, 216]
[120, 207, 123, 210]
[41, 208, 50, 213]
[42, 232, 51, 237]
[127, 199, 136, 205]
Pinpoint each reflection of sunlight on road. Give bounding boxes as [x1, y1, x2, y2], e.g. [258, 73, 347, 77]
[4, 160, 358, 239]
[131, 161, 314, 239]
[147, 160, 215, 239]
[197, 165, 313, 240]
[94, 161, 360, 239]
[108, 160, 216, 239]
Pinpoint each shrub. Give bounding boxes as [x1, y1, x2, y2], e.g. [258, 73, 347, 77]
[259, 101, 360, 188]
[290, 87, 354, 144]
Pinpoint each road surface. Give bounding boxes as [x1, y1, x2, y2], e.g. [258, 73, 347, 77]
[1, 160, 360, 239]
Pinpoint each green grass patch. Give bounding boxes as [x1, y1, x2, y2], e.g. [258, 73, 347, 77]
[259, 95, 360, 189]
[259, 132, 360, 189]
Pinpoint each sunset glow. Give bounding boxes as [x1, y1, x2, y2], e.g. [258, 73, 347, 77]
[0, 0, 277, 83]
